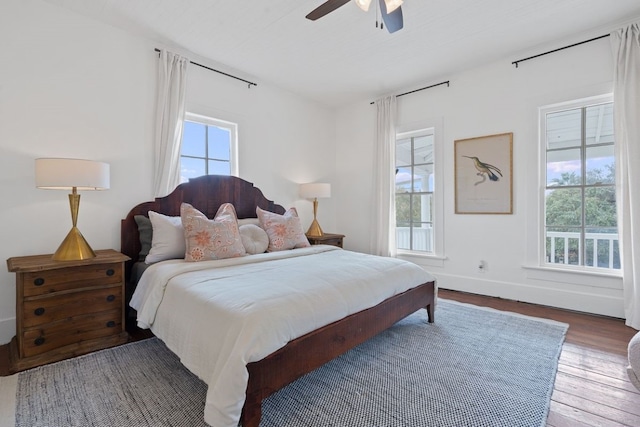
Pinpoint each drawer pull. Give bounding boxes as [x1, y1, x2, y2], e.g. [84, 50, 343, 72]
[34, 278, 45, 286]
[106, 269, 115, 277]
[106, 295, 116, 302]
[106, 321, 116, 328]
[34, 307, 45, 316]
[34, 337, 45, 346]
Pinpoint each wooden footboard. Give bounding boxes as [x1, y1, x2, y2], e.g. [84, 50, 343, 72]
[241, 280, 435, 427]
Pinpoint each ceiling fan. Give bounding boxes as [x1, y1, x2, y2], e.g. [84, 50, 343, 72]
[306, 0, 404, 34]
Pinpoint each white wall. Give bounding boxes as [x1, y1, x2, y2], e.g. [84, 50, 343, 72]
[335, 34, 625, 318]
[0, 0, 336, 345]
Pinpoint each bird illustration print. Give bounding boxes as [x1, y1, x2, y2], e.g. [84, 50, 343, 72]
[463, 156, 503, 186]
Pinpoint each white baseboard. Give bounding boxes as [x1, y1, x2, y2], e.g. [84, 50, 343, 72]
[0, 317, 15, 346]
[436, 273, 625, 319]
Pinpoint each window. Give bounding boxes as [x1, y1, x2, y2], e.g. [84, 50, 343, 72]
[541, 96, 619, 270]
[395, 129, 435, 253]
[180, 113, 237, 183]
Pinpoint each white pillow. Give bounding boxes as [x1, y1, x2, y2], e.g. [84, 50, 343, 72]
[238, 218, 260, 227]
[239, 224, 269, 255]
[145, 211, 186, 264]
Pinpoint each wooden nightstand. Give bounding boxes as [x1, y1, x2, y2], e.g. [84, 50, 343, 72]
[306, 233, 345, 248]
[6, 249, 130, 373]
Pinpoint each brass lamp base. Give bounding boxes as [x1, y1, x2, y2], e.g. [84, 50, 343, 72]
[306, 197, 325, 238]
[306, 219, 324, 238]
[52, 226, 96, 261]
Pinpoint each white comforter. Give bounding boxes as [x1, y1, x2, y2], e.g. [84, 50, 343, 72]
[130, 245, 434, 427]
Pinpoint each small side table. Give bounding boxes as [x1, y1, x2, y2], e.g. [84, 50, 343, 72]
[6, 249, 130, 372]
[306, 233, 345, 248]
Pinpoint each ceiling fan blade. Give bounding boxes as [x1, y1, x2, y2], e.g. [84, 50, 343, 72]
[379, 0, 403, 33]
[306, 0, 351, 21]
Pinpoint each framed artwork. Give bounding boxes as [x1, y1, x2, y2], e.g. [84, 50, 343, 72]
[454, 132, 513, 214]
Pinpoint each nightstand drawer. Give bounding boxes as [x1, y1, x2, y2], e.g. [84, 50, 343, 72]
[306, 233, 345, 248]
[23, 286, 122, 328]
[22, 310, 123, 357]
[22, 263, 123, 297]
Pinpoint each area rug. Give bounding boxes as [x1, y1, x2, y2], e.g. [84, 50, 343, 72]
[10, 299, 567, 427]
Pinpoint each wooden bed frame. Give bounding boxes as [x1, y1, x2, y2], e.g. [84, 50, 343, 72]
[121, 175, 435, 427]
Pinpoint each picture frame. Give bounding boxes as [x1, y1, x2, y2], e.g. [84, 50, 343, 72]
[454, 132, 513, 214]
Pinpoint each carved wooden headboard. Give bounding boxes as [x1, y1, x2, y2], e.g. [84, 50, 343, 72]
[120, 174, 285, 279]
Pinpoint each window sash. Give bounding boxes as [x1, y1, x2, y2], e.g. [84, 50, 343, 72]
[395, 130, 435, 253]
[180, 113, 237, 182]
[541, 96, 618, 271]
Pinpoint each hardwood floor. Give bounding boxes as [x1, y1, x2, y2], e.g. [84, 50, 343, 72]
[1, 289, 638, 426]
[439, 289, 640, 427]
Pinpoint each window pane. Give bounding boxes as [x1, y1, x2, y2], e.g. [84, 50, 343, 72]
[584, 187, 616, 228]
[585, 228, 619, 269]
[411, 193, 432, 223]
[396, 222, 410, 250]
[547, 148, 581, 186]
[413, 135, 433, 164]
[396, 138, 411, 167]
[208, 125, 231, 161]
[545, 226, 581, 264]
[395, 194, 411, 224]
[180, 157, 206, 183]
[411, 224, 432, 252]
[395, 167, 412, 192]
[586, 103, 614, 145]
[182, 121, 206, 157]
[413, 164, 434, 192]
[546, 109, 581, 150]
[586, 145, 615, 184]
[208, 160, 230, 175]
[545, 188, 582, 227]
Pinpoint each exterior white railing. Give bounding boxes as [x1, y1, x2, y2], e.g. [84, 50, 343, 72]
[396, 227, 432, 252]
[546, 231, 619, 269]
[397, 228, 619, 269]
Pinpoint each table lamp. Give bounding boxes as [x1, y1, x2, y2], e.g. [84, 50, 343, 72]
[299, 183, 331, 237]
[35, 158, 110, 261]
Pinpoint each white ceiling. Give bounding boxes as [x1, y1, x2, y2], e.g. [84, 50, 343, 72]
[42, 0, 640, 108]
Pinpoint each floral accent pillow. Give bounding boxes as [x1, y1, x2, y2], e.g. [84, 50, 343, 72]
[181, 203, 246, 262]
[256, 206, 311, 252]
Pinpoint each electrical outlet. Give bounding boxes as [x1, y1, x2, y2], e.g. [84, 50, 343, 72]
[477, 260, 486, 273]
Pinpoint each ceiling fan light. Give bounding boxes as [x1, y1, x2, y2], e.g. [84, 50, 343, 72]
[355, 0, 372, 12]
[383, 0, 403, 13]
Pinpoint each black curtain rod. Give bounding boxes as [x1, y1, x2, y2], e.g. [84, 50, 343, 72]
[370, 80, 450, 104]
[154, 48, 257, 88]
[512, 34, 610, 68]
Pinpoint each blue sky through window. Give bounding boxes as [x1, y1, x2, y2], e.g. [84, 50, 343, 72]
[180, 120, 231, 183]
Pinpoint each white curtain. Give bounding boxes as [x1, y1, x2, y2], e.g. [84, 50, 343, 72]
[153, 49, 189, 197]
[611, 23, 640, 330]
[370, 95, 397, 257]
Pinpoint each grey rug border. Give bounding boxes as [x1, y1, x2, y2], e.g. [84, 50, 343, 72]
[3, 298, 569, 427]
[443, 298, 570, 328]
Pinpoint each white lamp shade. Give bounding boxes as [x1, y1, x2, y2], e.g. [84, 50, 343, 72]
[35, 158, 110, 190]
[355, 0, 372, 12]
[300, 183, 331, 199]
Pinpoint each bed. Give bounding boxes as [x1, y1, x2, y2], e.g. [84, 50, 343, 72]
[121, 175, 436, 427]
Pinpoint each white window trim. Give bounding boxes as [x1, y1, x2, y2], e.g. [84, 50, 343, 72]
[536, 93, 619, 275]
[183, 112, 238, 177]
[395, 118, 444, 261]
